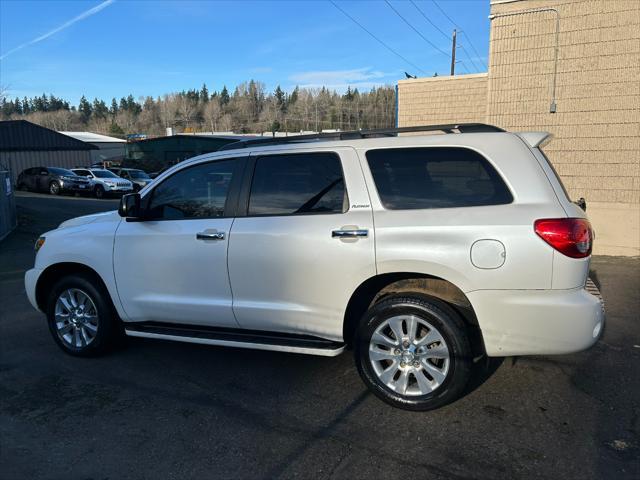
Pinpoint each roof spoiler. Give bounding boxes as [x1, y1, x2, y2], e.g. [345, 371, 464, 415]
[517, 131, 552, 148]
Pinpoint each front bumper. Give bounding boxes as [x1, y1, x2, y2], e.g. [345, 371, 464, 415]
[60, 181, 91, 192]
[468, 285, 605, 357]
[105, 185, 133, 193]
[25, 268, 43, 312]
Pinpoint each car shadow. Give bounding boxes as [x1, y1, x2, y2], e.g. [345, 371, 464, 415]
[461, 355, 505, 399]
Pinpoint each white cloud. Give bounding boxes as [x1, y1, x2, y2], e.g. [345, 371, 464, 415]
[0, 0, 115, 61]
[289, 67, 397, 89]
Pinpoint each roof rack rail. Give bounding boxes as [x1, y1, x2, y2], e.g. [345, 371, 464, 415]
[218, 123, 504, 151]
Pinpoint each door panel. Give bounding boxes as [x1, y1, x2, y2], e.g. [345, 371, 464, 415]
[113, 157, 242, 327]
[114, 218, 236, 326]
[227, 148, 376, 341]
[37, 170, 49, 191]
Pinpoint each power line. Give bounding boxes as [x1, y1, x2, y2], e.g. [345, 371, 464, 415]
[384, 1, 450, 57]
[329, 1, 428, 75]
[431, 0, 488, 70]
[459, 45, 482, 72]
[410, 0, 482, 73]
[409, 0, 449, 40]
[460, 31, 487, 70]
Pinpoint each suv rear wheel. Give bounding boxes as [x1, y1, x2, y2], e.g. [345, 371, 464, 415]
[46, 274, 123, 356]
[355, 295, 472, 411]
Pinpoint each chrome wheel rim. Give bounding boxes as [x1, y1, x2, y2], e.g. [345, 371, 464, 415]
[54, 288, 99, 348]
[369, 315, 450, 396]
[50, 182, 59, 194]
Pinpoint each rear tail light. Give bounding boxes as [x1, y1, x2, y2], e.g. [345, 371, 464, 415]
[534, 218, 593, 258]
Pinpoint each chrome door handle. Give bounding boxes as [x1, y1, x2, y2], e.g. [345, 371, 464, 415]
[332, 229, 368, 238]
[196, 231, 225, 240]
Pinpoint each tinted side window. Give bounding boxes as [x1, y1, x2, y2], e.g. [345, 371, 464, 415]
[147, 159, 237, 220]
[366, 147, 512, 210]
[248, 153, 346, 216]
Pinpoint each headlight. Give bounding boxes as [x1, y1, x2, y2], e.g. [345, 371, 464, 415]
[34, 236, 46, 252]
[61, 176, 76, 181]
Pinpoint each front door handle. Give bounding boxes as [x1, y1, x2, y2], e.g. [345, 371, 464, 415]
[196, 231, 225, 241]
[332, 229, 368, 238]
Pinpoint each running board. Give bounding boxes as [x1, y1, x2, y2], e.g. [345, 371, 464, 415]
[124, 322, 346, 357]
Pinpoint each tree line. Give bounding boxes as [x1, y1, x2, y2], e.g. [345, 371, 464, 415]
[0, 81, 397, 136]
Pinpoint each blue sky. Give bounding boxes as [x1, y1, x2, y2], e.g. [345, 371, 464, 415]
[0, 0, 490, 104]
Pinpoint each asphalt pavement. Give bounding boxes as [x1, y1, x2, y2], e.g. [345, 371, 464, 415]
[1, 192, 638, 479]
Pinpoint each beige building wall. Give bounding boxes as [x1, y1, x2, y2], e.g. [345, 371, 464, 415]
[398, 73, 488, 126]
[397, 0, 640, 256]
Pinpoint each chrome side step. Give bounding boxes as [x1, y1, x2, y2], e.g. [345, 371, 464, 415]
[124, 322, 346, 357]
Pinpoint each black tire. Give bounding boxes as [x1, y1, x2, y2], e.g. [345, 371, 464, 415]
[94, 185, 105, 199]
[49, 181, 60, 195]
[354, 294, 472, 411]
[46, 273, 124, 357]
[17, 182, 26, 191]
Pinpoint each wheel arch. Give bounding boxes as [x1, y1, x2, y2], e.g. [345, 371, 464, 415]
[343, 272, 486, 356]
[35, 262, 112, 312]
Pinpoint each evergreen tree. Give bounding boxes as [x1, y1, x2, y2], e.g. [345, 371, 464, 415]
[274, 85, 285, 111]
[40, 94, 49, 112]
[108, 122, 125, 136]
[288, 86, 299, 106]
[126, 94, 141, 115]
[110, 98, 119, 115]
[22, 96, 30, 114]
[78, 95, 92, 121]
[93, 98, 108, 118]
[200, 83, 209, 103]
[219, 86, 230, 106]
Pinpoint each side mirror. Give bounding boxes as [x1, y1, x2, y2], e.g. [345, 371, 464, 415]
[119, 193, 142, 219]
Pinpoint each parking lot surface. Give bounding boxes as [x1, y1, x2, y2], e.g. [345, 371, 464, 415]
[1, 192, 638, 479]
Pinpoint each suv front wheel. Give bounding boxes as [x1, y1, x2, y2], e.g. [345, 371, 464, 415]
[49, 181, 60, 195]
[46, 274, 123, 356]
[94, 185, 106, 199]
[355, 295, 472, 411]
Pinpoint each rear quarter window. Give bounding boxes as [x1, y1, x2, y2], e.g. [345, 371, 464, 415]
[366, 147, 513, 210]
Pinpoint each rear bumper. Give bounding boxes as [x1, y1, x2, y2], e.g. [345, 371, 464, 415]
[468, 286, 605, 357]
[25, 268, 43, 312]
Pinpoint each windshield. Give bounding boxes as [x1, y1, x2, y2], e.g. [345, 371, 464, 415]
[91, 169, 118, 178]
[49, 168, 76, 176]
[129, 170, 150, 179]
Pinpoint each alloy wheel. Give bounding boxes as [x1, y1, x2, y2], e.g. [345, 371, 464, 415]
[368, 314, 450, 396]
[54, 288, 99, 348]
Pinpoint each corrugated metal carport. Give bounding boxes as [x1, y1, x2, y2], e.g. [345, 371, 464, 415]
[0, 120, 96, 185]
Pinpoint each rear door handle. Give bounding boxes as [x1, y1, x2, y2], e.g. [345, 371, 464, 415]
[332, 229, 368, 238]
[196, 231, 225, 241]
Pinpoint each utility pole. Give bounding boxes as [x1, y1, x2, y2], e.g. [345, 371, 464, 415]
[450, 29, 457, 76]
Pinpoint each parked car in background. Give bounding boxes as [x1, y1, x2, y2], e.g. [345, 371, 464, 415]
[71, 168, 133, 199]
[16, 167, 91, 195]
[108, 168, 153, 192]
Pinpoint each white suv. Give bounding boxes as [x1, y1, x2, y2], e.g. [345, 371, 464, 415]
[25, 124, 604, 410]
[71, 168, 134, 198]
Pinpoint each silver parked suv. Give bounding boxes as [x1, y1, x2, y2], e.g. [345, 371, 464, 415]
[71, 168, 134, 198]
[25, 124, 604, 410]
